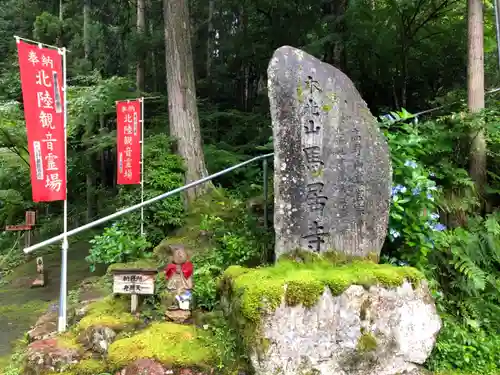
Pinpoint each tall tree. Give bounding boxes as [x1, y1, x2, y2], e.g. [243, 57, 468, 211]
[83, 0, 91, 61]
[467, 0, 486, 208]
[163, 0, 211, 204]
[136, 0, 146, 91]
[206, 0, 214, 80]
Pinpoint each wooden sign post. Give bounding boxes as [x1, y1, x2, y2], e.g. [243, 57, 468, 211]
[111, 268, 158, 313]
[5, 210, 36, 248]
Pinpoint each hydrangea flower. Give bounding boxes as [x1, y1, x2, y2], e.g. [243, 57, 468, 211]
[389, 228, 401, 240]
[430, 213, 439, 220]
[391, 184, 407, 197]
[412, 187, 421, 196]
[404, 160, 418, 168]
[431, 223, 446, 231]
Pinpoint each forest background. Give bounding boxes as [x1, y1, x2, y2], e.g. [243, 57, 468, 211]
[0, 0, 500, 373]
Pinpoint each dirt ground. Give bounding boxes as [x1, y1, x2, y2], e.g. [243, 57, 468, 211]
[0, 244, 98, 361]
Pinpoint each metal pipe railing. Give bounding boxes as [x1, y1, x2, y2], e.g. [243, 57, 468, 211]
[23, 152, 274, 254]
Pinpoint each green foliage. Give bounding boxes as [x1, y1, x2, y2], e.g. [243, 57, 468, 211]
[427, 316, 500, 374]
[85, 133, 184, 270]
[190, 191, 271, 310]
[380, 108, 500, 374]
[85, 223, 151, 271]
[116, 133, 185, 245]
[197, 311, 245, 371]
[430, 214, 500, 317]
[1, 0, 500, 371]
[381, 112, 443, 267]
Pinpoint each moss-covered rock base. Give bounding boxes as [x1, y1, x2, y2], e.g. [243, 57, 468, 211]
[107, 322, 215, 371]
[221, 258, 440, 375]
[222, 258, 423, 323]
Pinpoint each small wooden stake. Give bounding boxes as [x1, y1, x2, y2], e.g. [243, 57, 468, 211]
[131, 294, 138, 313]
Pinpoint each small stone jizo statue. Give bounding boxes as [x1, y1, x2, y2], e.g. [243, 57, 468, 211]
[31, 257, 45, 288]
[164, 245, 193, 311]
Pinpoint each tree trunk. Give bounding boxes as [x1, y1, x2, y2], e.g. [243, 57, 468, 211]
[83, 0, 91, 62]
[206, 0, 214, 80]
[98, 114, 106, 214]
[83, 0, 95, 221]
[136, 0, 146, 92]
[163, 0, 211, 204]
[148, 0, 158, 92]
[323, 0, 347, 70]
[467, 0, 486, 209]
[56, 0, 63, 47]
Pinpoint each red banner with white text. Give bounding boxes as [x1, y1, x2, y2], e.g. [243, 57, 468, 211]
[17, 40, 66, 202]
[116, 100, 141, 185]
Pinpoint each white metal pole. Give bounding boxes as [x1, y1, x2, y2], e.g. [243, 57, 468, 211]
[58, 47, 68, 333]
[140, 97, 145, 236]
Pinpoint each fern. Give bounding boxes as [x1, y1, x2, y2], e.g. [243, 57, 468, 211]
[434, 213, 500, 328]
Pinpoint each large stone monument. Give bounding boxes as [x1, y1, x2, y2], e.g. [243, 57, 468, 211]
[269, 46, 392, 259]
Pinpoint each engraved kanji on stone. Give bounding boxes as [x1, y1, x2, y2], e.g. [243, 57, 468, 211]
[305, 75, 322, 94]
[306, 98, 320, 117]
[304, 120, 320, 134]
[303, 146, 324, 171]
[302, 220, 327, 252]
[306, 182, 328, 213]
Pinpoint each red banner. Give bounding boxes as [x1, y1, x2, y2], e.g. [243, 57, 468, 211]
[116, 100, 141, 184]
[17, 40, 66, 202]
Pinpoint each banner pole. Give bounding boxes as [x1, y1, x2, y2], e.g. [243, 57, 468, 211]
[58, 46, 68, 333]
[140, 97, 145, 236]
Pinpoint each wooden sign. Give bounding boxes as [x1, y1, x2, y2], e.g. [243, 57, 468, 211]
[6, 224, 32, 231]
[111, 268, 158, 313]
[26, 211, 36, 226]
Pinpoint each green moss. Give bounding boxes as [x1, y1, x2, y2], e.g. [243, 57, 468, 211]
[222, 257, 424, 324]
[321, 104, 332, 111]
[0, 355, 10, 369]
[224, 265, 251, 280]
[327, 93, 338, 103]
[71, 358, 107, 375]
[77, 296, 140, 331]
[0, 300, 48, 316]
[153, 236, 198, 263]
[285, 279, 324, 307]
[297, 77, 304, 103]
[311, 168, 324, 178]
[357, 332, 377, 352]
[107, 322, 215, 369]
[280, 249, 380, 265]
[56, 333, 81, 350]
[106, 259, 158, 274]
